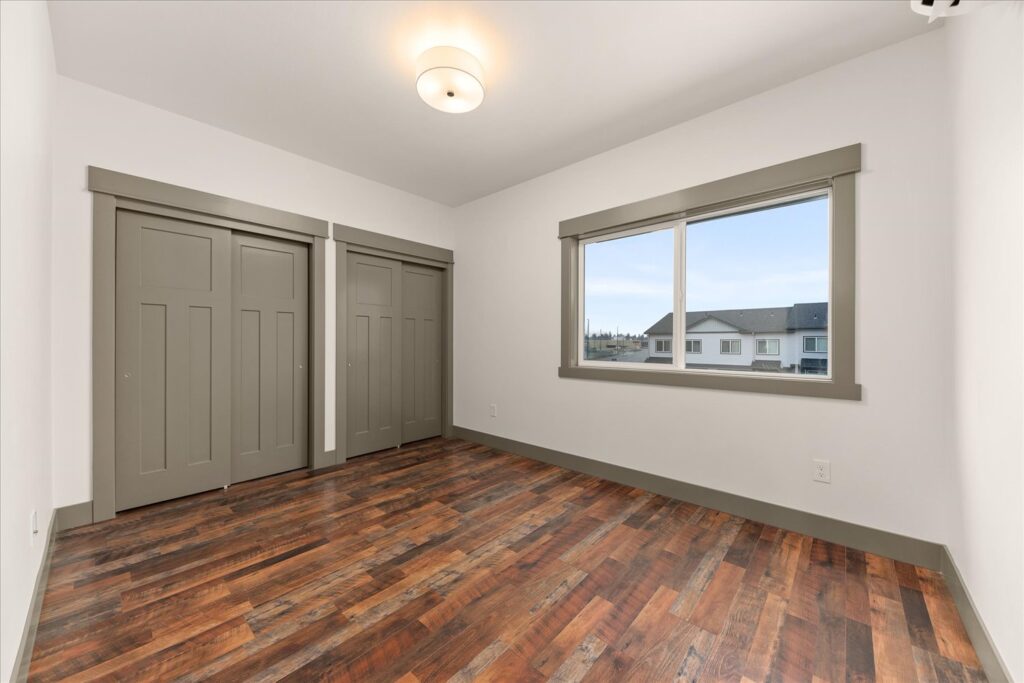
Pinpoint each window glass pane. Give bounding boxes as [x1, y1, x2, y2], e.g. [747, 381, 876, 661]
[583, 227, 674, 364]
[686, 196, 829, 375]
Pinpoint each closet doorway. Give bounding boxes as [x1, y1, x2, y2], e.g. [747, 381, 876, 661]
[113, 213, 310, 510]
[336, 225, 453, 461]
[346, 254, 444, 457]
[92, 166, 329, 520]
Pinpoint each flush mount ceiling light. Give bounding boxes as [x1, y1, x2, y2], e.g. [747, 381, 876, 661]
[415, 46, 485, 113]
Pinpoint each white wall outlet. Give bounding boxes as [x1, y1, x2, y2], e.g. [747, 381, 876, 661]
[812, 459, 831, 484]
[489, 403, 498, 418]
[30, 509, 39, 545]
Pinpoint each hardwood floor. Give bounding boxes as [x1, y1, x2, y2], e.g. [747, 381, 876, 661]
[30, 438, 985, 682]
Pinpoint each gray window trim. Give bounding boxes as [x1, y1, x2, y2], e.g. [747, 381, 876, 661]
[685, 339, 702, 354]
[558, 144, 861, 401]
[91, 171, 329, 523]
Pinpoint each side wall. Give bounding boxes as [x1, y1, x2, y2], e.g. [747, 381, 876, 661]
[51, 77, 455, 508]
[947, 3, 1024, 679]
[454, 27, 961, 585]
[0, 2, 56, 680]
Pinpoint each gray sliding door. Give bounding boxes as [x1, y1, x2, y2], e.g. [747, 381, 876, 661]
[347, 253, 402, 456]
[401, 264, 444, 443]
[232, 234, 309, 482]
[115, 211, 231, 510]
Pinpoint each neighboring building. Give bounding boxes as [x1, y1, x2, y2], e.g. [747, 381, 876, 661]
[643, 303, 828, 374]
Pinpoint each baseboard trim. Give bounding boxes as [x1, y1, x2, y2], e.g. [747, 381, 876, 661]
[939, 548, 1013, 683]
[56, 500, 94, 531]
[10, 508, 58, 683]
[452, 425, 1011, 682]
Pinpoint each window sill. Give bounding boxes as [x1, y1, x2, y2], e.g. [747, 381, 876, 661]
[558, 364, 861, 400]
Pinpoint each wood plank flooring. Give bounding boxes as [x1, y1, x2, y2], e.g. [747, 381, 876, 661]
[30, 438, 985, 682]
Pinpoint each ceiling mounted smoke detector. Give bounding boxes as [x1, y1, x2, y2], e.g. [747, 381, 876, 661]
[415, 46, 485, 114]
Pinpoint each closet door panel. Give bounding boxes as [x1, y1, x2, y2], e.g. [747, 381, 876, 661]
[115, 211, 231, 511]
[231, 234, 308, 482]
[347, 253, 402, 456]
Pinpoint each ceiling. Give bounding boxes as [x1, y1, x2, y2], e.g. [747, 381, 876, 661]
[47, 1, 935, 206]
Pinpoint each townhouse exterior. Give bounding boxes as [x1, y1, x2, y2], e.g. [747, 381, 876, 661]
[644, 302, 828, 374]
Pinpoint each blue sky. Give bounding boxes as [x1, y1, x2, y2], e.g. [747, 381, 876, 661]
[583, 196, 828, 336]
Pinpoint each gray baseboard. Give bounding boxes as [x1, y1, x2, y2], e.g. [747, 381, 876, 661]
[10, 508, 57, 683]
[452, 425, 1012, 683]
[939, 548, 1014, 683]
[56, 500, 94, 531]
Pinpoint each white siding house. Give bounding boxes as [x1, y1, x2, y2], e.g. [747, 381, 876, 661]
[644, 303, 828, 374]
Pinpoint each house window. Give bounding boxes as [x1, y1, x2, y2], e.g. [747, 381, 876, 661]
[720, 339, 741, 354]
[582, 227, 673, 363]
[802, 358, 828, 375]
[803, 336, 827, 353]
[560, 145, 861, 400]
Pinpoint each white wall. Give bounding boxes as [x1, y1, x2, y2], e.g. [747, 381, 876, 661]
[0, 2, 56, 680]
[454, 24, 963, 589]
[50, 77, 455, 508]
[947, 3, 1024, 679]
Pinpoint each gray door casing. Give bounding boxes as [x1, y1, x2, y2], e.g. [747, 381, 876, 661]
[114, 211, 232, 510]
[231, 233, 309, 482]
[401, 263, 444, 443]
[347, 252, 403, 457]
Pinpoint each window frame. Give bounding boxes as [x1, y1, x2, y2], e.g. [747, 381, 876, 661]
[655, 339, 672, 354]
[559, 144, 861, 400]
[720, 339, 742, 355]
[685, 339, 702, 354]
[803, 335, 828, 353]
[756, 338, 781, 356]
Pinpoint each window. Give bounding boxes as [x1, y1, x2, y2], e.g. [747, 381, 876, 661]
[803, 336, 827, 353]
[720, 339, 741, 354]
[802, 358, 828, 375]
[560, 145, 861, 400]
[582, 227, 673, 363]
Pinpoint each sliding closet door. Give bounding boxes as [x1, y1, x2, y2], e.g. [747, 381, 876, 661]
[114, 211, 231, 511]
[347, 253, 402, 456]
[232, 234, 309, 482]
[401, 264, 444, 443]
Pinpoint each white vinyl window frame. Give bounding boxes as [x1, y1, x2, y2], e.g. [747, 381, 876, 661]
[803, 335, 828, 353]
[756, 338, 781, 355]
[685, 339, 702, 354]
[720, 339, 742, 355]
[560, 145, 861, 400]
[655, 339, 672, 354]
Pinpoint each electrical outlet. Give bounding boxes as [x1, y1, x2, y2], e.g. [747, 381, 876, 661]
[489, 403, 498, 418]
[812, 459, 831, 484]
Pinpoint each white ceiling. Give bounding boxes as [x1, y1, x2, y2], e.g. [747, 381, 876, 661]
[47, 1, 935, 206]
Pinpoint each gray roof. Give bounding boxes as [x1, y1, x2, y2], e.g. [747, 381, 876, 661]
[644, 302, 827, 335]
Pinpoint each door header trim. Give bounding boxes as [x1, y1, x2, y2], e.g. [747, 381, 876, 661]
[333, 223, 454, 264]
[88, 166, 329, 239]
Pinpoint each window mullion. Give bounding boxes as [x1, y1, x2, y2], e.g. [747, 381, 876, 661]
[674, 221, 686, 369]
